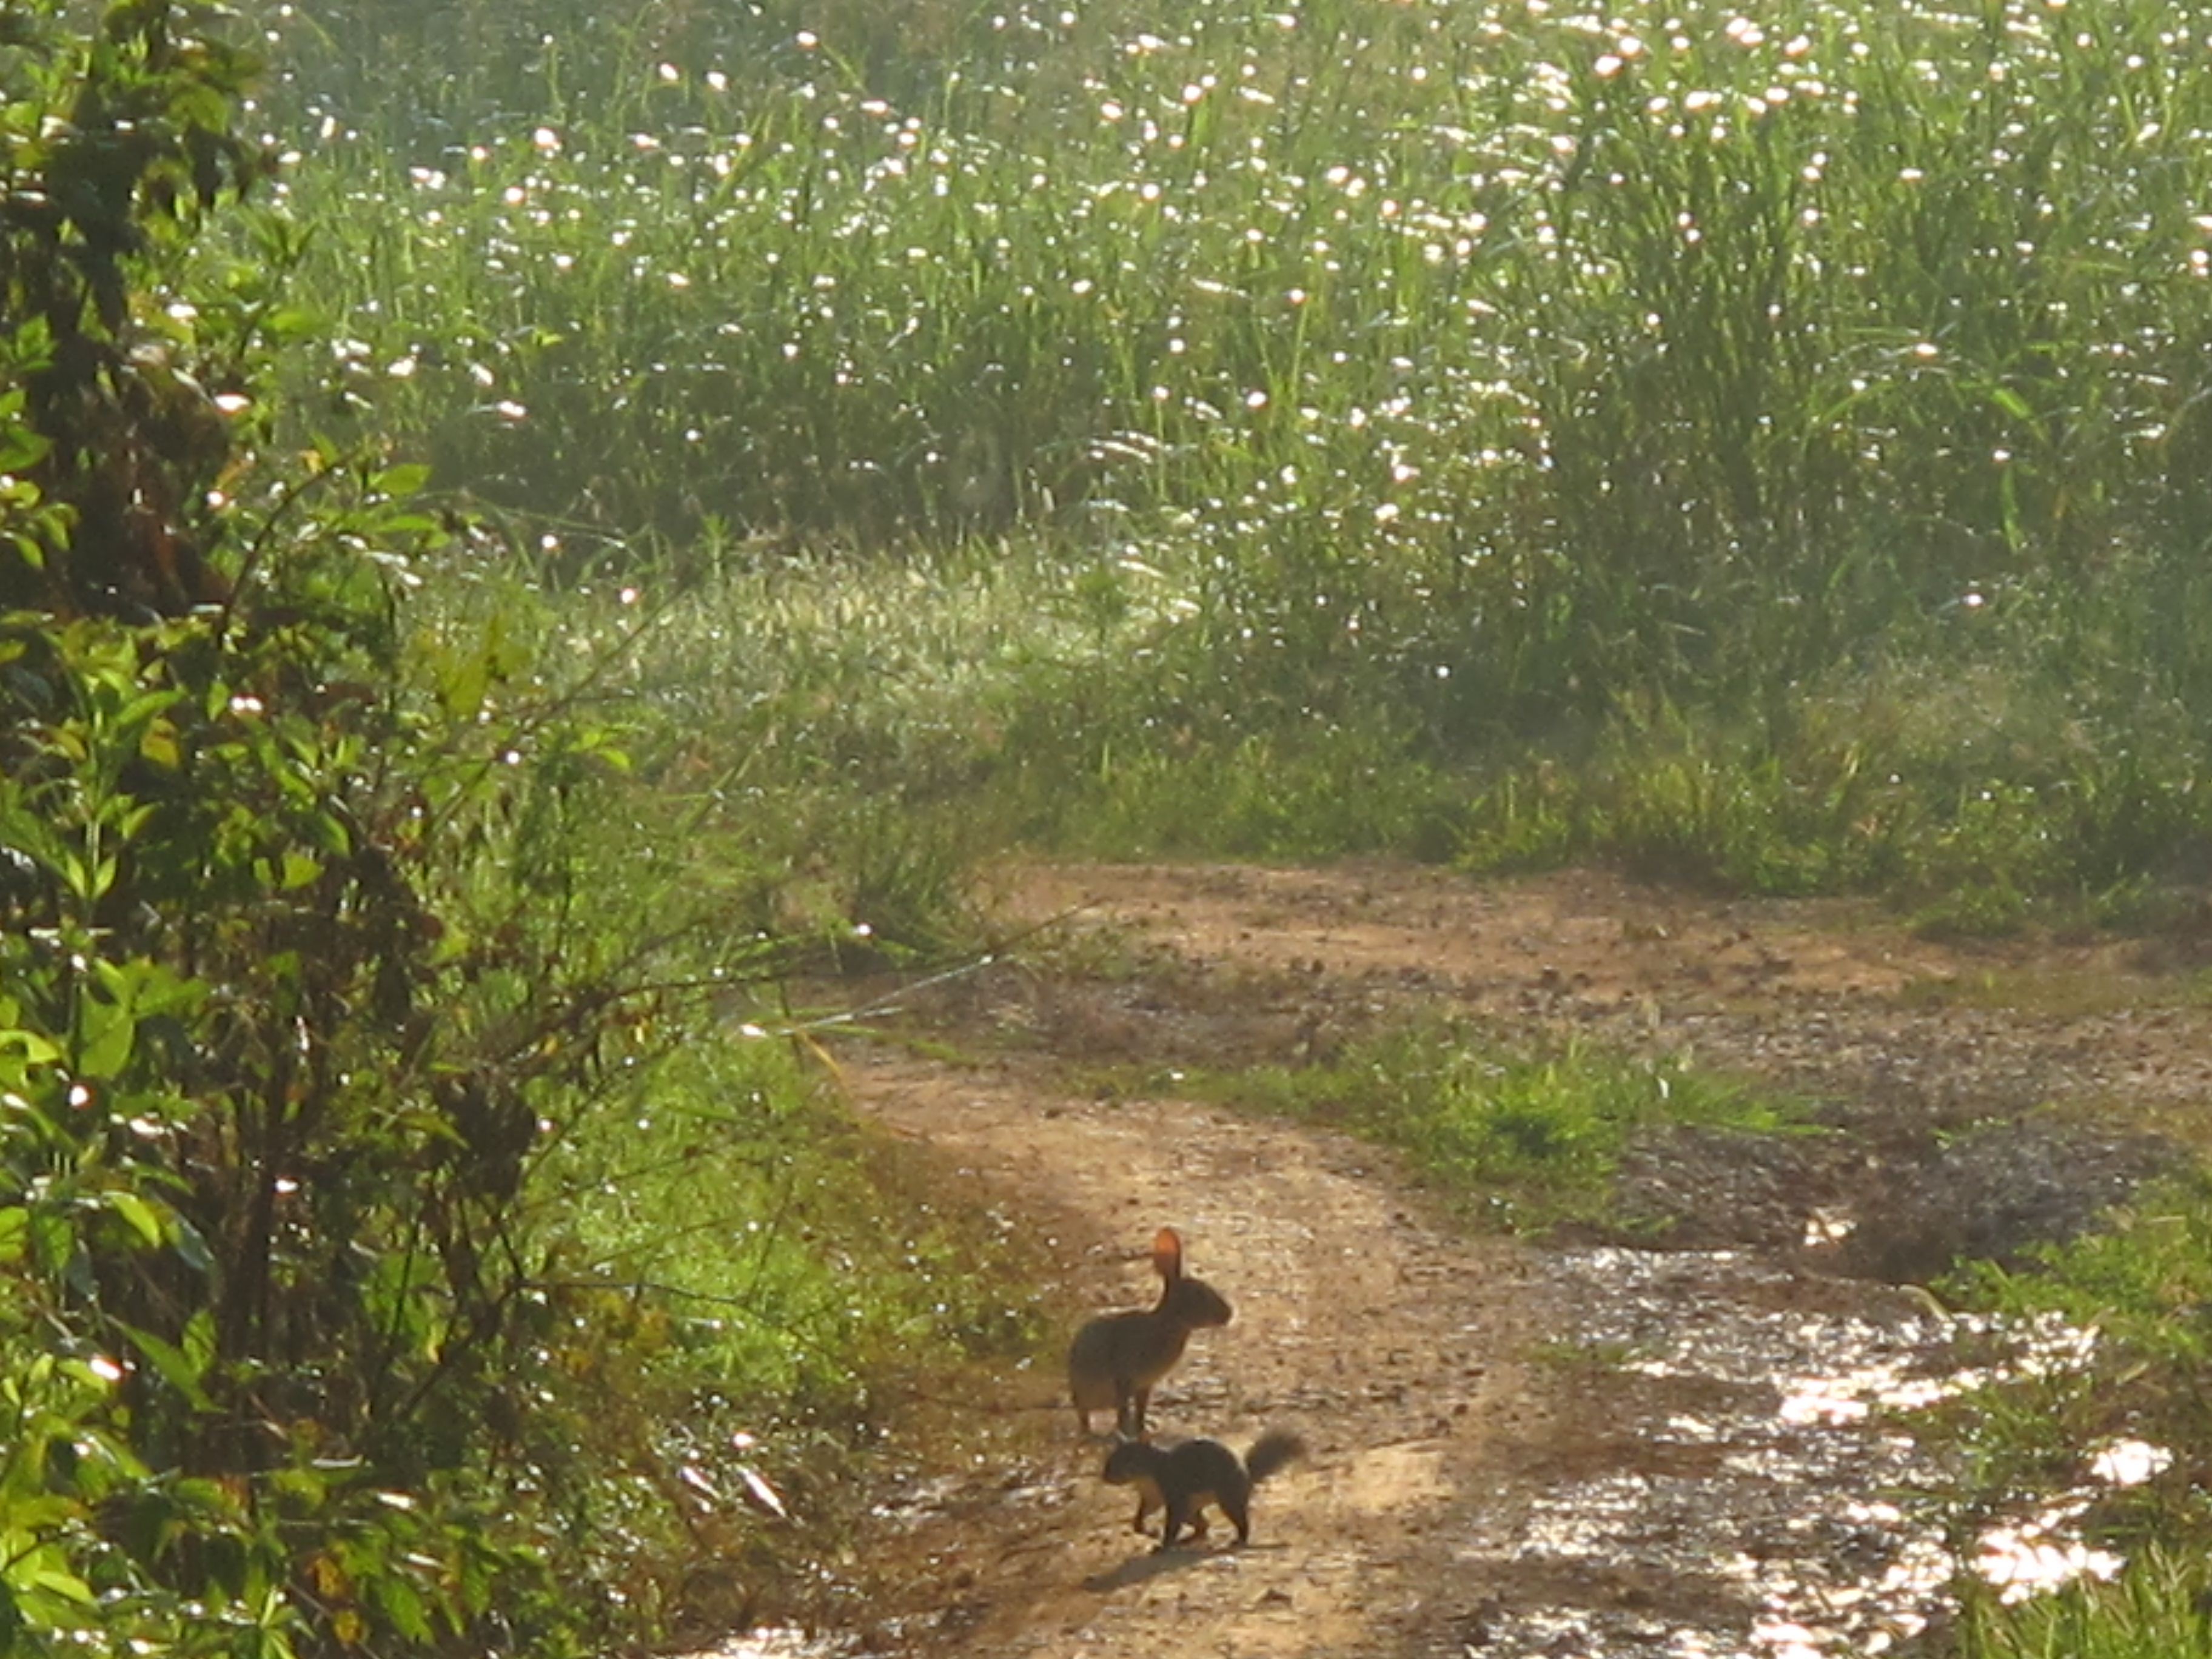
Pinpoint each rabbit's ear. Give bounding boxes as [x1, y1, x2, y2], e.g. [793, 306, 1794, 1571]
[1151, 1227, 1184, 1282]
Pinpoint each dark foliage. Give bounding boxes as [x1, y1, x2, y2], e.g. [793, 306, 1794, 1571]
[0, 0, 270, 617]
[0, 7, 664, 1653]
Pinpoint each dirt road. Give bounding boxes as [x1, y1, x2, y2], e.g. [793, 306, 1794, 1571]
[804, 862, 2204, 1658]
[850, 1048, 1553, 1655]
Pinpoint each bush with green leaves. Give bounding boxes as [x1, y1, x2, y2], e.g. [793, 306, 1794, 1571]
[0, 5, 609, 1634]
[0, 7, 1031, 1654]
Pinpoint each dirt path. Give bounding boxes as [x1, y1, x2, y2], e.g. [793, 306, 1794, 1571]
[805, 862, 2212, 1658]
[849, 1050, 1554, 1656]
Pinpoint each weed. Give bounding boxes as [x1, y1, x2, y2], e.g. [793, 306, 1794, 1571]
[1931, 1173, 2212, 1647]
[1195, 1018, 1803, 1234]
[1960, 1547, 2212, 1659]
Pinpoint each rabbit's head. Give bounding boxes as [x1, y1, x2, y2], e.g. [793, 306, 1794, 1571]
[1151, 1227, 1232, 1329]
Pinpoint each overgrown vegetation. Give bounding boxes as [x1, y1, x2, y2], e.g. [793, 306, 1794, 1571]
[232, 0, 2212, 916]
[0, 8, 1033, 1654]
[19, 0, 2212, 1651]
[1938, 1176, 2212, 1658]
[1176, 1021, 1795, 1233]
[1959, 1546, 2212, 1659]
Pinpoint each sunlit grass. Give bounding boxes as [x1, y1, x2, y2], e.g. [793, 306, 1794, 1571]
[205, 0, 2212, 940]
[1960, 1547, 2212, 1659]
[1181, 1019, 1801, 1233]
[500, 1022, 1046, 1631]
[1933, 1178, 2212, 1655]
[218, 0, 2212, 908]
[545, 1030, 1043, 1398]
[249, 0, 2212, 663]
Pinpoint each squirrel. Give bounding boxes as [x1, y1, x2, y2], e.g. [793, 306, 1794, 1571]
[1101, 1429, 1306, 1550]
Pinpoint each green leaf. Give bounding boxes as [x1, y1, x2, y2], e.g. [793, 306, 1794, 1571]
[169, 1211, 213, 1275]
[0, 421, 49, 471]
[118, 687, 181, 729]
[118, 1316, 215, 1410]
[104, 1188, 165, 1249]
[1, 1026, 61, 1067]
[261, 304, 322, 341]
[119, 960, 206, 1021]
[181, 1307, 216, 1375]
[370, 1565, 433, 1642]
[139, 717, 181, 768]
[269, 1464, 329, 1508]
[437, 653, 489, 720]
[76, 989, 134, 1079]
[307, 809, 352, 854]
[0, 1208, 24, 1264]
[27, 1207, 72, 1277]
[20, 1563, 95, 1606]
[374, 463, 431, 498]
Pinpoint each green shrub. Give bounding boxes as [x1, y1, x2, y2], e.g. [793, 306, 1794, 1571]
[0, 10, 1028, 1654]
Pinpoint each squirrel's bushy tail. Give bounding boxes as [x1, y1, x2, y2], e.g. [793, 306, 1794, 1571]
[1245, 1430, 1306, 1484]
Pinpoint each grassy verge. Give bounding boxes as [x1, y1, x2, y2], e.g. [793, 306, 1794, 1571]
[372, 559, 1056, 1641]
[1936, 1177, 2212, 1656]
[517, 1024, 1047, 1635]
[475, 538, 2212, 942]
[1156, 1016, 1803, 1235]
[1959, 1547, 2212, 1659]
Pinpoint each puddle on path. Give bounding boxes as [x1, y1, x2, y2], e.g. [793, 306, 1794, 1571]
[669, 1253, 2134, 1659]
[677, 1632, 852, 1659]
[1449, 1247, 2136, 1658]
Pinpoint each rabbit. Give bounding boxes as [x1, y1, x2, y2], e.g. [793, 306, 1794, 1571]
[1066, 1225, 1232, 1438]
[1101, 1429, 1305, 1550]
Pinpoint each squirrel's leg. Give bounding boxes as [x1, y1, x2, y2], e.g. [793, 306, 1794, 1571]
[1157, 1496, 1191, 1552]
[1222, 1492, 1252, 1546]
[1127, 1384, 1151, 1439]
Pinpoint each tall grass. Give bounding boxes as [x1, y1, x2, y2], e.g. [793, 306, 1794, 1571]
[246, 0, 2212, 680]
[1959, 1548, 2212, 1659]
[519, 1027, 1044, 1631]
[215, 0, 2212, 903]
